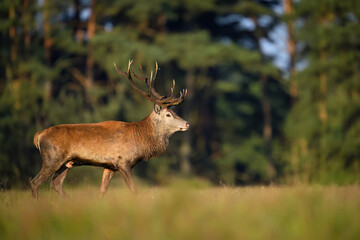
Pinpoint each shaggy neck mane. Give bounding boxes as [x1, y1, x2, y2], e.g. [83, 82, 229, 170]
[130, 113, 168, 161]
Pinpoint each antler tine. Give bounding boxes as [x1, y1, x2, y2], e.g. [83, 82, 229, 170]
[150, 70, 153, 85]
[148, 62, 164, 100]
[130, 68, 147, 84]
[113, 62, 127, 77]
[114, 60, 161, 104]
[138, 64, 147, 82]
[159, 88, 188, 107]
[129, 63, 161, 100]
[115, 60, 187, 107]
[125, 60, 148, 98]
[152, 62, 159, 82]
[127, 59, 133, 74]
[169, 79, 175, 98]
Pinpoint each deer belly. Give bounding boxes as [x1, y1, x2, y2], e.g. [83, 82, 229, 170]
[69, 144, 120, 164]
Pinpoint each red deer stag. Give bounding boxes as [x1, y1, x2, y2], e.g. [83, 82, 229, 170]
[30, 60, 189, 198]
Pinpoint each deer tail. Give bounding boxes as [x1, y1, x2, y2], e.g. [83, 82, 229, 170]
[33, 131, 42, 152]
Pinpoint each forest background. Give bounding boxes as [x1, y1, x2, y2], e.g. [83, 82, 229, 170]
[1, 0, 359, 189]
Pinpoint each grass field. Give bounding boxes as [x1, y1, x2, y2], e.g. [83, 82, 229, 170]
[1, 184, 360, 240]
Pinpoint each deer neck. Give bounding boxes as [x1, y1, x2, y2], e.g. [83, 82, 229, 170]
[144, 111, 172, 144]
[132, 112, 169, 160]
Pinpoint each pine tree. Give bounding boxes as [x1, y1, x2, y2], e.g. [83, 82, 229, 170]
[285, 0, 360, 183]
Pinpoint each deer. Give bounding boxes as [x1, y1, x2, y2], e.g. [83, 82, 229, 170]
[30, 60, 189, 198]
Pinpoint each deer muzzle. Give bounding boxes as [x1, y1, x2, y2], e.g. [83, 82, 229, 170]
[180, 122, 190, 131]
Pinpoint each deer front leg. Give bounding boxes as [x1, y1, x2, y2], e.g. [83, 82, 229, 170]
[119, 165, 137, 194]
[100, 168, 115, 197]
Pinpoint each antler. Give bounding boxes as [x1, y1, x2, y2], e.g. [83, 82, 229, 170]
[114, 60, 187, 107]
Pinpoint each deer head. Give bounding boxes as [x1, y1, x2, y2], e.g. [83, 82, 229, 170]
[114, 60, 189, 134]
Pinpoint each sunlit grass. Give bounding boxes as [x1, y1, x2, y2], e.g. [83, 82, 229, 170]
[1, 185, 360, 240]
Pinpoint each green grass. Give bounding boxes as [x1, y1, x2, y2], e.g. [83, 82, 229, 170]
[1, 185, 360, 240]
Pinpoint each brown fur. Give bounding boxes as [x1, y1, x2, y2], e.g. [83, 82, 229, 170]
[30, 109, 189, 198]
[33, 131, 41, 150]
[131, 115, 168, 161]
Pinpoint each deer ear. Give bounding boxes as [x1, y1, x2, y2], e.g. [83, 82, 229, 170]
[154, 104, 161, 114]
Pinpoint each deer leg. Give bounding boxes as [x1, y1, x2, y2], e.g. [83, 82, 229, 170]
[100, 168, 115, 197]
[30, 165, 58, 198]
[119, 166, 137, 194]
[50, 166, 69, 197]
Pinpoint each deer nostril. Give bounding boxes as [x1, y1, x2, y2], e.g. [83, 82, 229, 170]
[186, 122, 190, 128]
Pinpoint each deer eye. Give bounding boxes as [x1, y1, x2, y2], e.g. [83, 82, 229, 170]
[166, 113, 172, 117]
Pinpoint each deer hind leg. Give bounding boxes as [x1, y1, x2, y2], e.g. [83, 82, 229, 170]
[50, 165, 69, 197]
[100, 168, 115, 197]
[30, 164, 58, 198]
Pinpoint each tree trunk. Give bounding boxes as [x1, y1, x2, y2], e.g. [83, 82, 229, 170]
[81, 0, 97, 109]
[9, 5, 20, 109]
[319, 51, 327, 123]
[179, 69, 195, 175]
[260, 72, 276, 180]
[9, 6, 17, 63]
[74, 0, 84, 44]
[283, 0, 297, 104]
[23, 0, 31, 50]
[86, 0, 96, 88]
[261, 74, 272, 151]
[251, 13, 276, 180]
[43, 0, 52, 103]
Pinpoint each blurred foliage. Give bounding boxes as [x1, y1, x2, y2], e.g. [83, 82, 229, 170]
[284, 0, 360, 183]
[0, 0, 359, 188]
